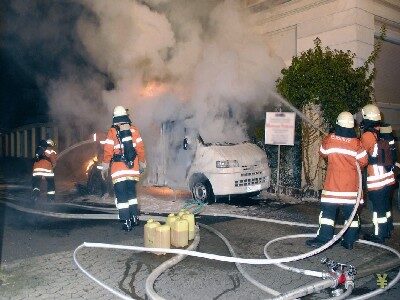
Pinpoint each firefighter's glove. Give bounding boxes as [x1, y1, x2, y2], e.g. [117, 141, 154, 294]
[139, 161, 147, 174]
[101, 163, 109, 180]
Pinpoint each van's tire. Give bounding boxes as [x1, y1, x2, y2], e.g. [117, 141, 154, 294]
[192, 180, 214, 204]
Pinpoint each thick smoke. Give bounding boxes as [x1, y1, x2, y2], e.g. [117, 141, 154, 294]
[4, 0, 284, 187]
[74, 0, 283, 139]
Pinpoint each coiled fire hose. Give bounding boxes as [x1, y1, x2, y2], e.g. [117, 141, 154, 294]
[1, 190, 399, 299]
[70, 162, 362, 300]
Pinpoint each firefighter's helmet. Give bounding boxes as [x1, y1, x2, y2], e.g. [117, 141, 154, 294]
[361, 104, 381, 121]
[380, 124, 392, 134]
[46, 139, 55, 147]
[336, 112, 354, 128]
[113, 106, 128, 117]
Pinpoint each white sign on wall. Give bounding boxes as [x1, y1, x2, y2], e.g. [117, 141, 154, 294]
[265, 112, 296, 146]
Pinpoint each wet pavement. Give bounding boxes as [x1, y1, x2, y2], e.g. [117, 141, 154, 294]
[0, 160, 399, 299]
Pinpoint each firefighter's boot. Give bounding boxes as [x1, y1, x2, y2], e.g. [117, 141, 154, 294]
[340, 240, 353, 250]
[131, 215, 139, 226]
[363, 233, 384, 244]
[31, 189, 40, 206]
[122, 219, 133, 232]
[305, 238, 326, 248]
[47, 192, 55, 202]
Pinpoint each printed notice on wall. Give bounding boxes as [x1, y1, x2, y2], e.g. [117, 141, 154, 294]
[265, 112, 295, 146]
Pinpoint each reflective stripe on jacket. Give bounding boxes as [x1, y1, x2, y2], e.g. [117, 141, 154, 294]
[361, 131, 395, 191]
[33, 148, 57, 176]
[320, 134, 368, 204]
[103, 125, 146, 183]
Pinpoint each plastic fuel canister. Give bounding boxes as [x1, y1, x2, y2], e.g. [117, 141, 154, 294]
[144, 219, 161, 248]
[166, 213, 177, 226]
[181, 212, 196, 240]
[154, 224, 171, 255]
[171, 217, 189, 248]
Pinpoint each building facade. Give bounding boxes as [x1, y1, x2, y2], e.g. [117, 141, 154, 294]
[246, 0, 400, 189]
[247, 0, 400, 125]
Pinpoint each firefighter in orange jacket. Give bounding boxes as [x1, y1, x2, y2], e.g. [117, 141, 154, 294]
[360, 104, 395, 243]
[32, 139, 57, 203]
[306, 112, 368, 249]
[101, 106, 146, 231]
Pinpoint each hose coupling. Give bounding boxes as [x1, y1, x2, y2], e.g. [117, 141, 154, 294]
[345, 280, 355, 290]
[321, 257, 357, 286]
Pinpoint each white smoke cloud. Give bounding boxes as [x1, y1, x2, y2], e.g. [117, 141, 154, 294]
[72, 0, 284, 186]
[75, 0, 283, 137]
[5, 0, 285, 187]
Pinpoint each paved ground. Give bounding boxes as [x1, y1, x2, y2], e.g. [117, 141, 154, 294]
[1, 159, 399, 299]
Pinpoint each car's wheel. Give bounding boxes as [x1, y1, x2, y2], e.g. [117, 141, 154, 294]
[192, 180, 214, 204]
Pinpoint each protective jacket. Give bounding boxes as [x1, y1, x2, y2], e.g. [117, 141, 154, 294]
[319, 133, 368, 204]
[103, 125, 145, 183]
[361, 131, 395, 191]
[32, 147, 57, 177]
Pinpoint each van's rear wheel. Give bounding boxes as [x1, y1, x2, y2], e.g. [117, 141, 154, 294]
[192, 180, 214, 204]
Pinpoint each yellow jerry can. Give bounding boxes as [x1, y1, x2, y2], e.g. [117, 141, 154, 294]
[171, 217, 189, 248]
[144, 219, 161, 248]
[166, 213, 177, 226]
[154, 224, 171, 255]
[181, 212, 196, 240]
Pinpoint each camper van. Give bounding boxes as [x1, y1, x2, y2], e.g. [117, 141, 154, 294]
[86, 120, 271, 203]
[186, 139, 271, 203]
[145, 120, 271, 203]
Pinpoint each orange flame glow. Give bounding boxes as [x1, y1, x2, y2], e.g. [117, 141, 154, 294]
[85, 156, 98, 175]
[140, 81, 168, 98]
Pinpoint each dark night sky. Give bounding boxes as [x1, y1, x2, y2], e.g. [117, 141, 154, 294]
[0, 0, 94, 131]
[0, 47, 48, 130]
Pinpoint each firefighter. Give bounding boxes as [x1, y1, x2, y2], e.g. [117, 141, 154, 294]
[101, 106, 146, 231]
[379, 123, 397, 238]
[32, 139, 57, 203]
[360, 104, 395, 243]
[306, 112, 368, 250]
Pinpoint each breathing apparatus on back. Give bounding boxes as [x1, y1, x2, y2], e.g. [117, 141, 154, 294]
[112, 106, 137, 169]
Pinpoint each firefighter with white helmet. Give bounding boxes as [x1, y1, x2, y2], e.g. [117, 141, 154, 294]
[101, 105, 146, 231]
[32, 139, 57, 203]
[360, 104, 395, 243]
[306, 111, 368, 249]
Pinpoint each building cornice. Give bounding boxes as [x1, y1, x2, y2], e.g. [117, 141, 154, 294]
[375, 0, 400, 12]
[253, 0, 336, 25]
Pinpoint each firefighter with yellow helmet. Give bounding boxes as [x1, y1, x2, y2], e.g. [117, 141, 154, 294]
[306, 112, 368, 249]
[101, 106, 146, 231]
[32, 139, 57, 203]
[360, 104, 395, 243]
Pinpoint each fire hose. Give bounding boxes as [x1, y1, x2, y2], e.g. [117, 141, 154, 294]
[2, 193, 400, 299]
[2, 147, 399, 299]
[72, 162, 363, 300]
[70, 161, 399, 299]
[4, 91, 398, 298]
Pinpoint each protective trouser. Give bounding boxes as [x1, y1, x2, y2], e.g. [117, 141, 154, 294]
[113, 179, 138, 221]
[369, 187, 388, 240]
[384, 185, 394, 237]
[32, 175, 56, 201]
[317, 203, 360, 245]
